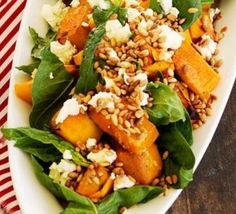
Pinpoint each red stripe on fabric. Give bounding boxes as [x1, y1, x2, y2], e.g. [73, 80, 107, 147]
[0, 78, 9, 94]
[0, 186, 14, 198]
[1, 195, 17, 208]
[0, 61, 13, 80]
[0, 43, 16, 65]
[1, 21, 21, 49]
[0, 145, 8, 154]
[7, 205, 21, 214]
[0, 0, 8, 8]
[0, 168, 10, 175]
[0, 0, 16, 16]
[0, 157, 9, 165]
[0, 98, 8, 112]
[0, 177, 11, 186]
[0, 1, 26, 34]
[0, 114, 7, 127]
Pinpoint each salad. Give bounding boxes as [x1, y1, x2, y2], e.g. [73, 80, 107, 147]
[2, 0, 226, 213]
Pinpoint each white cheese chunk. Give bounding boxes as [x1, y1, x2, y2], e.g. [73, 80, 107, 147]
[143, 8, 154, 17]
[88, 92, 120, 109]
[127, 8, 140, 22]
[70, 0, 80, 7]
[49, 72, 54, 79]
[49, 159, 76, 185]
[158, 0, 172, 14]
[86, 138, 97, 150]
[104, 77, 116, 89]
[140, 92, 149, 106]
[63, 150, 73, 160]
[108, 49, 120, 62]
[169, 7, 179, 17]
[105, 20, 132, 43]
[87, 148, 117, 166]
[41, 0, 68, 32]
[156, 25, 183, 50]
[55, 97, 87, 124]
[87, 0, 110, 10]
[118, 68, 130, 85]
[159, 50, 174, 61]
[195, 35, 217, 59]
[50, 40, 76, 64]
[114, 175, 135, 191]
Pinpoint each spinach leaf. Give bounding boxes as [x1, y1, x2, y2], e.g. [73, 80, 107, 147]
[2, 127, 89, 167]
[117, 8, 127, 25]
[164, 158, 193, 188]
[146, 82, 185, 126]
[16, 59, 40, 75]
[29, 27, 56, 59]
[175, 109, 193, 145]
[30, 50, 75, 130]
[149, 0, 163, 14]
[201, 0, 214, 4]
[158, 126, 195, 169]
[63, 202, 98, 214]
[75, 24, 105, 94]
[173, 0, 202, 30]
[93, 7, 117, 26]
[31, 156, 97, 214]
[97, 186, 163, 214]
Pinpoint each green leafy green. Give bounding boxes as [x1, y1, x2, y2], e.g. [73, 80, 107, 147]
[2, 127, 89, 166]
[173, 0, 202, 30]
[175, 109, 193, 145]
[32, 156, 97, 214]
[16, 59, 40, 75]
[146, 82, 185, 125]
[164, 158, 193, 188]
[116, 8, 127, 25]
[30, 50, 75, 130]
[75, 24, 104, 94]
[97, 186, 163, 214]
[158, 126, 195, 169]
[93, 7, 117, 26]
[29, 27, 56, 59]
[201, 0, 214, 4]
[149, 0, 163, 14]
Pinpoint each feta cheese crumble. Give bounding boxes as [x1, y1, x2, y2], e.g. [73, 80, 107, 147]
[156, 25, 183, 50]
[41, 0, 68, 32]
[88, 92, 120, 109]
[195, 35, 217, 59]
[70, 0, 80, 8]
[158, 0, 179, 17]
[118, 68, 130, 85]
[114, 174, 135, 191]
[87, 148, 117, 166]
[127, 8, 140, 22]
[56, 97, 87, 124]
[63, 150, 73, 160]
[87, 0, 110, 10]
[49, 72, 54, 79]
[108, 49, 120, 62]
[137, 19, 153, 32]
[105, 20, 132, 43]
[140, 92, 149, 106]
[49, 159, 76, 185]
[104, 77, 116, 89]
[86, 138, 97, 150]
[50, 40, 77, 64]
[143, 8, 154, 17]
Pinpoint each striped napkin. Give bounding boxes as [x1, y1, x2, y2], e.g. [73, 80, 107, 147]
[0, 0, 27, 213]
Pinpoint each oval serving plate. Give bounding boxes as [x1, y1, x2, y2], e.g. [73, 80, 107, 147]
[7, 0, 236, 213]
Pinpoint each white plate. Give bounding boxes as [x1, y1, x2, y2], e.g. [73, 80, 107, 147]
[7, 0, 236, 213]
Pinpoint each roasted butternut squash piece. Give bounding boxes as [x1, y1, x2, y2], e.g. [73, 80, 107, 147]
[89, 109, 159, 154]
[64, 64, 77, 75]
[51, 112, 102, 148]
[15, 80, 33, 105]
[139, 0, 149, 9]
[90, 178, 113, 200]
[189, 18, 205, 42]
[73, 50, 83, 65]
[182, 30, 192, 44]
[57, 6, 90, 51]
[173, 41, 220, 100]
[76, 165, 109, 197]
[144, 62, 174, 74]
[116, 144, 162, 184]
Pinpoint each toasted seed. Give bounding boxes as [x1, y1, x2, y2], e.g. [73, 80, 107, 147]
[135, 110, 144, 118]
[165, 176, 172, 184]
[76, 165, 82, 172]
[188, 7, 199, 14]
[152, 178, 160, 185]
[77, 174, 83, 183]
[162, 151, 169, 160]
[111, 114, 118, 126]
[171, 175, 178, 184]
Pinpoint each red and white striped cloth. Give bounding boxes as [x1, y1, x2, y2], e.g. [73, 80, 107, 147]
[0, 0, 27, 213]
